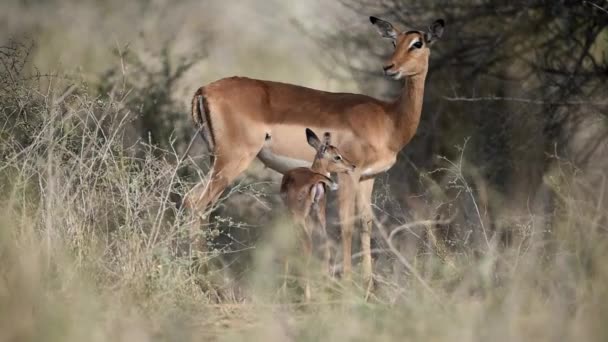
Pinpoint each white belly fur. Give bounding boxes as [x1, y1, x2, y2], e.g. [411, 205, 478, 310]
[257, 145, 311, 174]
[360, 158, 396, 179]
[258, 125, 396, 178]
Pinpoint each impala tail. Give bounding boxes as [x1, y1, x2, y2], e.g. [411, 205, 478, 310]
[191, 88, 215, 152]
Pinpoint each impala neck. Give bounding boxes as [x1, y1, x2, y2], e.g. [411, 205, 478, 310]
[310, 159, 330, 177]
[390, 69, 428, 150]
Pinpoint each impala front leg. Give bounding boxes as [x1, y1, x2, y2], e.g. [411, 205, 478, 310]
[357, 178, 375, 291]
[338, 173, 358, 280]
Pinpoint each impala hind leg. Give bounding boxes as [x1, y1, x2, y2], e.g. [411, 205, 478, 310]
[357, 179, 375, 294]
[313, 199, 331, 276]
[319, 223, 331, 278]
[185, 145, 263, 253]
[298, 221, 313, 302]
[281, 255, 289, 296]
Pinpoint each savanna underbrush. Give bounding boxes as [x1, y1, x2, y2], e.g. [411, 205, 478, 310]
[1, 41, 608, 342]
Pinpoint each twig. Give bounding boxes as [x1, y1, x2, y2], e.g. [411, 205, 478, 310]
[584, 0, 608, 14]
[373, 215, 448, 306]
[330, 248, 390, 273]
[387, 216, 457, 248]
[437, 138, 492, 250]
[148, 131, 200, 250]
[442, 95, 607, 106]
[52, 84, 78, 106]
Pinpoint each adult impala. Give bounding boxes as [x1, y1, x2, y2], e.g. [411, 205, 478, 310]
[185, 16, 445, 285]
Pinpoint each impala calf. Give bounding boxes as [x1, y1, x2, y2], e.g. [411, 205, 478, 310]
[185, 15, 445, 288]
[267, 128, 355, 300]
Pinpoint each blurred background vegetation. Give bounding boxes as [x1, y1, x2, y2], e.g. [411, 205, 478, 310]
[1, 0, 608, 341]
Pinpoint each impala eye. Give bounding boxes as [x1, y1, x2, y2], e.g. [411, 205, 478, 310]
[412, 41, 423, 49]
[334, 155, 342, 161]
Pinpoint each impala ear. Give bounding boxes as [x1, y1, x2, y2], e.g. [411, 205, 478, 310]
[323, 132, 331, 146]
[306, 128, 322, 150]
[370, 16, 399, 40]
[424, 19, 445, 45]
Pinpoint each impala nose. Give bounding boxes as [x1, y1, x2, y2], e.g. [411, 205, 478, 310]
[383, 64, 394, 72]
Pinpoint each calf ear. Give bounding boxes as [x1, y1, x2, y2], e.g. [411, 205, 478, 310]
[306, 128, 322, 150]
[370, 16, 399, 40]
[424, 19, 445, 45]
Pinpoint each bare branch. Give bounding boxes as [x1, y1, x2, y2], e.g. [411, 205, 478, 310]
[442, 95, 608, 107]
